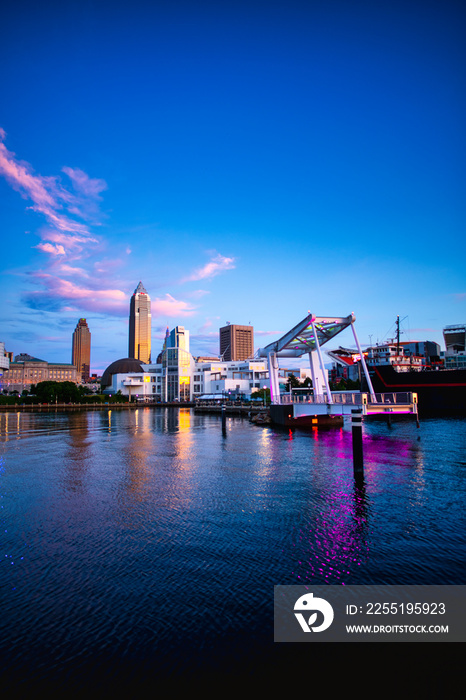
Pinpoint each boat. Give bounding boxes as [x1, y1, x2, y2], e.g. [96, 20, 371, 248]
[363, 318, 466, 416]
[367, 365, 466, 416]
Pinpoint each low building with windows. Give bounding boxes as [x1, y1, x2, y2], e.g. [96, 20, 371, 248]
[1, 354, 78, 394]
[100, 351, 313, 403]
[0, 342, 9, 377]
[443, 324, 466, 370]
[100, 324, 314, 402]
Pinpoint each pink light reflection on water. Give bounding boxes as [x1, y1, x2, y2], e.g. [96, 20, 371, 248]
[289, 423, 417, 584]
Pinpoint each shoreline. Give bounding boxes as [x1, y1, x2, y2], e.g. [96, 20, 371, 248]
[0, 402, 267, 415]
[0, 401, 195, 412]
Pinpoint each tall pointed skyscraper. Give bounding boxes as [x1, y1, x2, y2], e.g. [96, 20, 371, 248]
[72, 318, 91, 382]
[129, 281, 151, 363]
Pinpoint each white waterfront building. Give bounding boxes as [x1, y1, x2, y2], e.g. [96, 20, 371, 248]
[101, 326, 313, 402]
[0, 342, 10, 376]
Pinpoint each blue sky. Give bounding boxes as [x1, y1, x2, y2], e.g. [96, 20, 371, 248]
[1, 0, 465, 373]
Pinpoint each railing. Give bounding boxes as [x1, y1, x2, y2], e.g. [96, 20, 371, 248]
[280, 392, 414, 406]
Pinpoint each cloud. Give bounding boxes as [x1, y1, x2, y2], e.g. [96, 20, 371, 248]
[0, 128, 103, 254]
[184, 253, 236, 282]
[37, 227, 98, 250]
[62, 166, 107, 198]
[25, 273, 128, 315]
[56, 264, 90, 278]
[152, 294, 196, 317]
[62, 166, 108, 223]
[0, 128, 135, 317]
[189, 289, 210, 299]
[195, 316, 220, 335]
[35, 242, 66, 256]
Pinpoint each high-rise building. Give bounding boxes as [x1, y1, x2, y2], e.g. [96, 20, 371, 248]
[169, 325, 190, 353]
[219, 324, 254, 361]
[72, 318, 91, 382]
[129, 281, 151, 363]
[161, 325, 193, 402]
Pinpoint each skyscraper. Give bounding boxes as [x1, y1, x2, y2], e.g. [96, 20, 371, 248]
[219, 324, 254, 361]
[129, 281, 151, 363]
[169, 325, 190, 353]
[72, 318, 91, 382]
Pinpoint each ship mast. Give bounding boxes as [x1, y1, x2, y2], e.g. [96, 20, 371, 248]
[396, 315, 400, 355]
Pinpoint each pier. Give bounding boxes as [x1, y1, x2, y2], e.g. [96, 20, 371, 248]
[270, 390, 418, 426]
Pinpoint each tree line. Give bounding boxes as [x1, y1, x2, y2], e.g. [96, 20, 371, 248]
[0, 381, 128, 405]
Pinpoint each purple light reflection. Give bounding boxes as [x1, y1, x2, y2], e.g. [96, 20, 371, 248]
[289, 423, 417, 584]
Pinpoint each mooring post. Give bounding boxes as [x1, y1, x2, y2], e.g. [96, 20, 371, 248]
[352, 409, 364, 474]
[221, 404, 227, 434]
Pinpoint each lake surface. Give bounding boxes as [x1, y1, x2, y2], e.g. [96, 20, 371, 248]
[0, 408, 465, 688]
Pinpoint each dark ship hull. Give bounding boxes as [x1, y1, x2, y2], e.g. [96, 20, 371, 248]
[367, 366, 466, 417]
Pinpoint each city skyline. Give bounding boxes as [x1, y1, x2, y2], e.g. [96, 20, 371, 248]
[1, 1, 465, 373]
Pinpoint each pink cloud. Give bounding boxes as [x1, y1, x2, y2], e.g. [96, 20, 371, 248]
[0, 141, 58, 211]
[38, 228, 98, 251]
[196, 317, 220, 334]
[189, 289, 210, 299]
[0, 129, 103, 250]
[93, 258, 126, 275]
[35, 242, 66, 256]
[62, 166, 107, 198]
[152, 294, 196, 317]
[184, 253, 236, 282]
[27, 273, 128, 314]
[61, 167, 108, 223]
[57, 264, 90, 278]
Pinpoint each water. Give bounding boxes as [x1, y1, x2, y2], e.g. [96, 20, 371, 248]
[0, 408, 465, 688]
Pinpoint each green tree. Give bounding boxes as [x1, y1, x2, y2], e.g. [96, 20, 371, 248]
[34, 381, 80, 403]
[285, 374, 300, 391]
[251, 387, 270, 403]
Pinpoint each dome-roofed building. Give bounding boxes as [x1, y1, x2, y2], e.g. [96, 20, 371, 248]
[101, 358, 145, 389]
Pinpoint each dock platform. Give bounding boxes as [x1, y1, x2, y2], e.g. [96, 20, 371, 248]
[271, 391, 418, 427]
